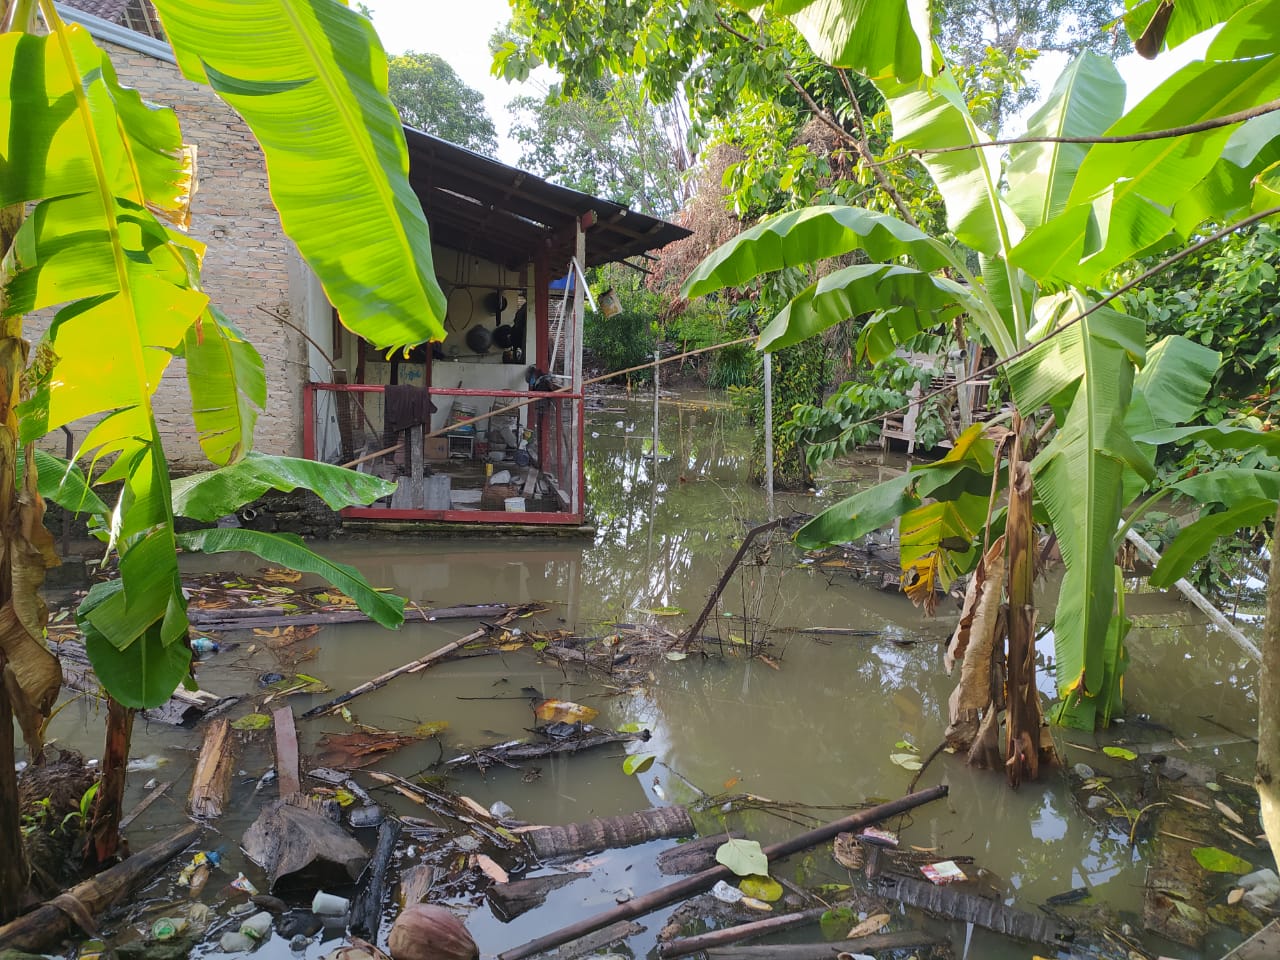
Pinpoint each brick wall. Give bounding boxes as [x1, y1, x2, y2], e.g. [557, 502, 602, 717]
[32, 39, 304, 470]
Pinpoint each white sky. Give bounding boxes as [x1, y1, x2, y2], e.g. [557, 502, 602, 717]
[364, 2, 1216, 164]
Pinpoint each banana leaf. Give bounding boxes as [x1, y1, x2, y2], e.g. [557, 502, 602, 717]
[176, 528, 405, 629]
[1150, 498, 1276, 587]
[180, 310, 267, 466]
[786, 0, 933, 81]
[681, 206, 956, 299]
[171, 452, 396, 520]
[150, 0, 446, 349]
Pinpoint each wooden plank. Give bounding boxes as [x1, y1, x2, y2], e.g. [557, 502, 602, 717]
[119, 780, 172, 830]
[188, 602, 513, 631]
[189, 718, 235, 819]
[703, 931, 943, 959]
[272, 706, 301, 797]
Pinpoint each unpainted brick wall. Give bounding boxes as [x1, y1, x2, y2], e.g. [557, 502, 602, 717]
[31, 39, 304, 471]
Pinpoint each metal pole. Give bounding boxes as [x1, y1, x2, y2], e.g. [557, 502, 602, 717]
[762, 351, 775, 519]
[652, 349, 660, 471]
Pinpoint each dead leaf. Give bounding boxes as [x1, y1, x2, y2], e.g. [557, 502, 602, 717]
[1174, 794, 1212, 810]
[1222, 825, 1258, 847]
[0, 601, 62, 753]
[1228, 887, 1245, 905]
[757, 655, 781, 671]
[1215, 800, 1244, 825]
[472, 854, 509, 884]
[314, 731, 419, 769]
[846, 913, 890, 939]
[458, 795, 493, 820]
[263, 567, 303, 584]
[534, 699, 598, 725]
[724, 777, 741, 790]
[944, 538, 1006, 751]
[832, 833, 864, 871]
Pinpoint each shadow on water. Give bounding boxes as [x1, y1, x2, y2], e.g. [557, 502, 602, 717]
[39, 390, 1265, 960]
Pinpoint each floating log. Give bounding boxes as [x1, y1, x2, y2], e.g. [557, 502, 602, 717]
[189, 602, 514, 632]
[445, 728, 649, 772]
[875, 872, 1071, 945]
[351, 818, 401, 940]
[188, 718, 235, 819]
[242, 796, 369, 891]
[300, 605, 534, 719]
[656, 833, 745, 876]
[488, 872, 585, 921]
[365, 771, 513, 849]
[703, 930, 945, 959]
[0, 822, 200, 952]
[273, 706, 301, 797]
[525, 806, 694, 859]
[659, 906, 828, 958]
[497, 785, 948, 960]
[537, 920, 645, 960]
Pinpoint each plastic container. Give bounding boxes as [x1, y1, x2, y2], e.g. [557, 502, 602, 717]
[151, 918, 187, 941]
[190, 637, 219, 658]
[311, 891, 351, 916]
[239, 911, 273, 940]
[504, 497, 526, 512]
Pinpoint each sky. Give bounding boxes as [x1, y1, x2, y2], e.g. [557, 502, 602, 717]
[364, 2, 1216, 166]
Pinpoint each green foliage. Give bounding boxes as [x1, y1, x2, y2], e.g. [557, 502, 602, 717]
[784, 357, 946, 468]
[585, 309, 657, 385]
[1122, 224, 1280, 426]
[385, 51, 498, 155]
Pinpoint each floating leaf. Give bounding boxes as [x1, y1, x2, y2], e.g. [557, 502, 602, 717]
[413, 720, 450, 737]
[665, 651, 689, 661]
[263, 567, 303, 583]
[1192, 847, 1252, 873]
[534, 699, 598, 724]
[890, 753, 924, 771]
[894, 740, 918, 752]
[333, 787, 357, 807]
[820, 906, 856, 938]
[1215, 800, 1244, 825]
[1102, 746, 1138, 761]
[473, 853, 509, 884]
[618, 722, 645, 733]
[716, 838, 768, 877]
[1228, 887, 1245, 904]
[724, 776, 741, 790]
[637, 606, 685, 616]
[231, 712, 272, 731]
[623, 753, 656, 776]
[741, 896, 772, 912]
[739, 874, 783, 902]
[846, 912, 891, 939]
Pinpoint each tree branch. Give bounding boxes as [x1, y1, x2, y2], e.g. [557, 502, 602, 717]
[836, 68, 919, 228]
[917, 98, 1280, 155]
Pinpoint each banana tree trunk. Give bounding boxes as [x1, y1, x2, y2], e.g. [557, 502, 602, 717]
[0, 650, 28, 921]
[85, 699, 134, 866]
[1257, 502, 1280, 868]
[1004, 418, 1042, 786]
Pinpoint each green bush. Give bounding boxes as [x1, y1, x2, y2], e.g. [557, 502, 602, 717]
[585, 308, 656, 384]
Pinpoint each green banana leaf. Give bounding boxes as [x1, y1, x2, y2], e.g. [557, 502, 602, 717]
[171, 452, 396, 520]
[681, 206, 955, 299]
[795, 423, 995, 548]
[80, 580, 193, 710]
[1005, 53, 1125, 231]
[1172, 111, 1280, 233]
[1150, 498, 1276, 587]
[176, 528, 406, 629]
[786, 0, 933, 81]
[757, 263, 972, 353]
[1022, 313, 1149, 707]
[1133, 424, 1280, 453]
[1122, 0, 1253, 57]
[180, 310, 267, 466]
[1171, 467, 1280, 506]
[150, 0, 446, 349]
[24, 450, 110, 518]
[875, 60, 1021, 261]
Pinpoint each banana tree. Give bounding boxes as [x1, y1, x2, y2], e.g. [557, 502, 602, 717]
[683, 0, 1280, 783]
[0, 0, 446, 896]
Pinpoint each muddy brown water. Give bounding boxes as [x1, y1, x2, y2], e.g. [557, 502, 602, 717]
[31, 391, 1266, 960]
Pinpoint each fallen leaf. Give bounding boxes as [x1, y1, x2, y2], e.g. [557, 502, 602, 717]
[1214, 800, 1244, 825]
[473, 854, 509, 884]
[890, 753, 923, 771]
[231, 713, 272, 731]
[758, 655, 781, 671]
[1174, 794, 1212, 810]
[1222, 825, 1258, 847]
[846, 913, 891, 939]
[1102, 746, 1138, 761]
[724, 777, 741, 790]
[739, 875, 782, 902]
[716, 838, 768, 877]
[414, 720, 450, 737]
[263, 567, 303, 584]
[740, 896, 772, 912]
[314, 731, 419, 769]
[1191, 846, 1252, 873]
[458, 795, 493, 820]
[1228, 887, 1245, 905]
[534, 699, 598, 724]
[623, 753, 655, 775]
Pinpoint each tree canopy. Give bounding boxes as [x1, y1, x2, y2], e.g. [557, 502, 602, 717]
[387, 51, 498, 155]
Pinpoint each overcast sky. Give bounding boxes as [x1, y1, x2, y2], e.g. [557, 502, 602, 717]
[364, 2, 1215, 166]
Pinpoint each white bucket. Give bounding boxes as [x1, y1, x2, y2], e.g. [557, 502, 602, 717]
[504, 497, 526, 512]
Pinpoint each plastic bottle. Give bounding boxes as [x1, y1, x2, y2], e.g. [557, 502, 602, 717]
[190, 637, 219, 657]
[151, 918, 187, 941]
[239, 911, 273, 940]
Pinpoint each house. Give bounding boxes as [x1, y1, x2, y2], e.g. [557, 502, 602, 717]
[53, 4, 690, 528]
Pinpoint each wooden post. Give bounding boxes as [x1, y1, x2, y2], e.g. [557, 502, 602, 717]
[571, 222, 586, 514]
[652, 349, 660, 471]
[763, 352, 774, 518]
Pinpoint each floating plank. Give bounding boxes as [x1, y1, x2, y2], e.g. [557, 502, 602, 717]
[524, 806, 695, 859]
[188, 602, 513, 632]
[703, 931, 945, 959]
[189, 718, 235, 819]
[272, 706, 301, 797]
[489, 873, 586, 921]
[659, 906, 828, 958]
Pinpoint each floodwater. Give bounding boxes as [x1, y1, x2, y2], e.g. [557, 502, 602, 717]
[36, 390, 1266, 960]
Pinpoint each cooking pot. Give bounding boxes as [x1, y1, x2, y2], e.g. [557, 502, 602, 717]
[466, 325, 493, 354]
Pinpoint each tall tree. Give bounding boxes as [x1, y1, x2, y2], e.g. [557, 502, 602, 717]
[387, 51, 498, 155]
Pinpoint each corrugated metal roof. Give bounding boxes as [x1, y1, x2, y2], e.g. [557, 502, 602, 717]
[404, 128, 690, 270]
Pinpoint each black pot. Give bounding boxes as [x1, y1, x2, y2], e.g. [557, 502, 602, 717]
[482, 291, 508, 316]
[493, 324, 517, 348]
[466, 325, 493, 353]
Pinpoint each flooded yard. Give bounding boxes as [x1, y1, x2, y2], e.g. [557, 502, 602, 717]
[34, 391, 1267, 960]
